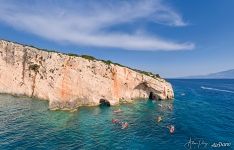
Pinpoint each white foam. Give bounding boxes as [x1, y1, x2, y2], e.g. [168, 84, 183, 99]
[201, 86, 234, 94]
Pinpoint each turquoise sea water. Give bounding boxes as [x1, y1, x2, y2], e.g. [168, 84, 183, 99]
[0, 79, 233, 150]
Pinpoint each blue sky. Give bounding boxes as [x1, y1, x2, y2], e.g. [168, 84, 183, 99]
[0, 0, 234, 78]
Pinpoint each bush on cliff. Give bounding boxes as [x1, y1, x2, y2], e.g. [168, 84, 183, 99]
[29, 64, 40, 72]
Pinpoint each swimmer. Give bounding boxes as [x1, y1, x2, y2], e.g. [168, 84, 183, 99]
[113, 108, 123, 113]
[168, 104, 173, 111]
[112, 119, 129, 129]
[121, 122, 129, 129]
[112, 119, 120, 124]
[158, 104, 163, 107]
[157, 116, 162, 123]
[167, 125, 175, 134]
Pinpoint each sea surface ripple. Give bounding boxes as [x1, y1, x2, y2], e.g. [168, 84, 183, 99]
[0, 79, 233, 150]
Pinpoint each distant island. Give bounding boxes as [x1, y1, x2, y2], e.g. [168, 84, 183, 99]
[183, 69, 234, 79]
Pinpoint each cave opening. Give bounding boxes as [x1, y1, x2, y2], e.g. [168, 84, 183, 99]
[149, 92, 160, 100]
[99, 99, 110, 107]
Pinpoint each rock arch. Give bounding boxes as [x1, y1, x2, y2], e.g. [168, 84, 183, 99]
[133, 82, 161, 100]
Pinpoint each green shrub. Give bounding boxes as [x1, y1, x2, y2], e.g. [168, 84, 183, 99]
[67, 53, 79, 57]
[81, 55, 96, 61]
[29, 64, 40, 72]
[155, 74, 161, 78]
[102, 60, 112, 65]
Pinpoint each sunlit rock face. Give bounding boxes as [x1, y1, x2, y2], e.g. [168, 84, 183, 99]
[0, 40, 174, 110]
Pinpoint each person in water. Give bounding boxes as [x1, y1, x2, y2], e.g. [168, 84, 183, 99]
[112, 119, 129, 129]
[113, 108, 123, 113]
[112, 119, 120, 124]
[158, 104, 163, 108]
[168, 104, 173, 111]
[157, 116, 162, 123]
[167, 125, 175, 134]
[121, 122, 129, 129]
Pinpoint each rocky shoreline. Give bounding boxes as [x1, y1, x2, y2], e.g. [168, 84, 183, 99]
[0, 40, 174, 110]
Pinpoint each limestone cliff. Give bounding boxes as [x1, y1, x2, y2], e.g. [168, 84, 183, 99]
[0, 40, 174, 110]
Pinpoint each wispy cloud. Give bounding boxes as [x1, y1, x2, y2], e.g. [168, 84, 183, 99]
[0, 0, 194, 51]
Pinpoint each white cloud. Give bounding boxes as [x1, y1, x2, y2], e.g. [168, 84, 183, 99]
[0, 0, 194, 51]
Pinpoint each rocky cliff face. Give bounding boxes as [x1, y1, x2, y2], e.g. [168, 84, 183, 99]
[0, 40, 174, 110]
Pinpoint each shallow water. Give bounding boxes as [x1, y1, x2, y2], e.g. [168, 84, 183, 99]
[0, 79, 233, 150]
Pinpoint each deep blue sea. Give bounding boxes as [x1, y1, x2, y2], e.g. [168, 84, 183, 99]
[0, 79, 233, 150]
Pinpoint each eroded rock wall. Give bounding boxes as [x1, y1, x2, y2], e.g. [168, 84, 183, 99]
[0, 40, 174, 110]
